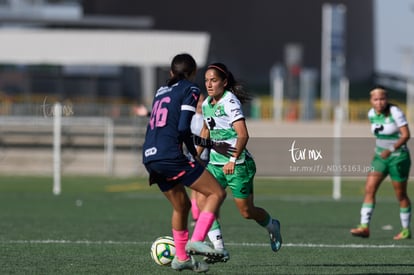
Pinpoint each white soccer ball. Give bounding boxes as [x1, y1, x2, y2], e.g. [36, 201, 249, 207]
[150, 236, 176, 266]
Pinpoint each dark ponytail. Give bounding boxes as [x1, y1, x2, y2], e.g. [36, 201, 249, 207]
[167, 53, 197, 86]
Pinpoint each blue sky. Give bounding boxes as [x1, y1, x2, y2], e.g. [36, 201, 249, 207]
[375, 0, 414, 78]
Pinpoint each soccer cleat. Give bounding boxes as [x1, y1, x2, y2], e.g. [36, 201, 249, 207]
[204, 248, 230, 264]
[350, 225, 370, 238]
[171, 256, 209, 273]
[269, 219, 282, 252]
[393, 228, 411, 240]
[185, 241, 225, 261]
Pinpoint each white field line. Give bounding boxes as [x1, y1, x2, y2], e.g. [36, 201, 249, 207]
[2, 240, 414, 249]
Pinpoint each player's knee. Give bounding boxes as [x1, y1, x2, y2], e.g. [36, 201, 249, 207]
[215, 187, 226, 201]
[206, 189, 226, 206]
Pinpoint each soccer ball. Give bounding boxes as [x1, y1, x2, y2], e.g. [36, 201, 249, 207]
[150, 236, 176, 266]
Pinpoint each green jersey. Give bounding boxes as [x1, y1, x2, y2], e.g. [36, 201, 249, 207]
[368, 104, 408, 154]
[202, 91, 247, 165]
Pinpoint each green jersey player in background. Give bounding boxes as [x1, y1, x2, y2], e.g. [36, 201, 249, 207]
[351, 87, 412, 240]
[196, 63, 282, 263]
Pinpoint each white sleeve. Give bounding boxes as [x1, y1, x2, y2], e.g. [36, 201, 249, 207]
[225, 94, 244, 124]
[390, 106, 408, 127]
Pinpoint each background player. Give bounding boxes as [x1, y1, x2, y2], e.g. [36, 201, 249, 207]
[350, 87, 411, 240]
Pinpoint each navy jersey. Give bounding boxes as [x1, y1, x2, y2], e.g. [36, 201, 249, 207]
[142, 79, 200, 163]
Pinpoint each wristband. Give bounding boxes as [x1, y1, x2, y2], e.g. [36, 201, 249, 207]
[229, 156, 237, 163]
[389, 145, 396, 152]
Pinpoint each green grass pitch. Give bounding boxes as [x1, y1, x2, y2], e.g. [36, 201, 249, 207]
[0, 175, 413, 274]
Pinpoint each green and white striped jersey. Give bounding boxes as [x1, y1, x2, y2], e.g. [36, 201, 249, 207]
[368, 104, 408, 153]
[202, 91, 246, 165]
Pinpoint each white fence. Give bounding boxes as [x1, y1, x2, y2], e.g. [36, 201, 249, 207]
[0, 111, 147, 179]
